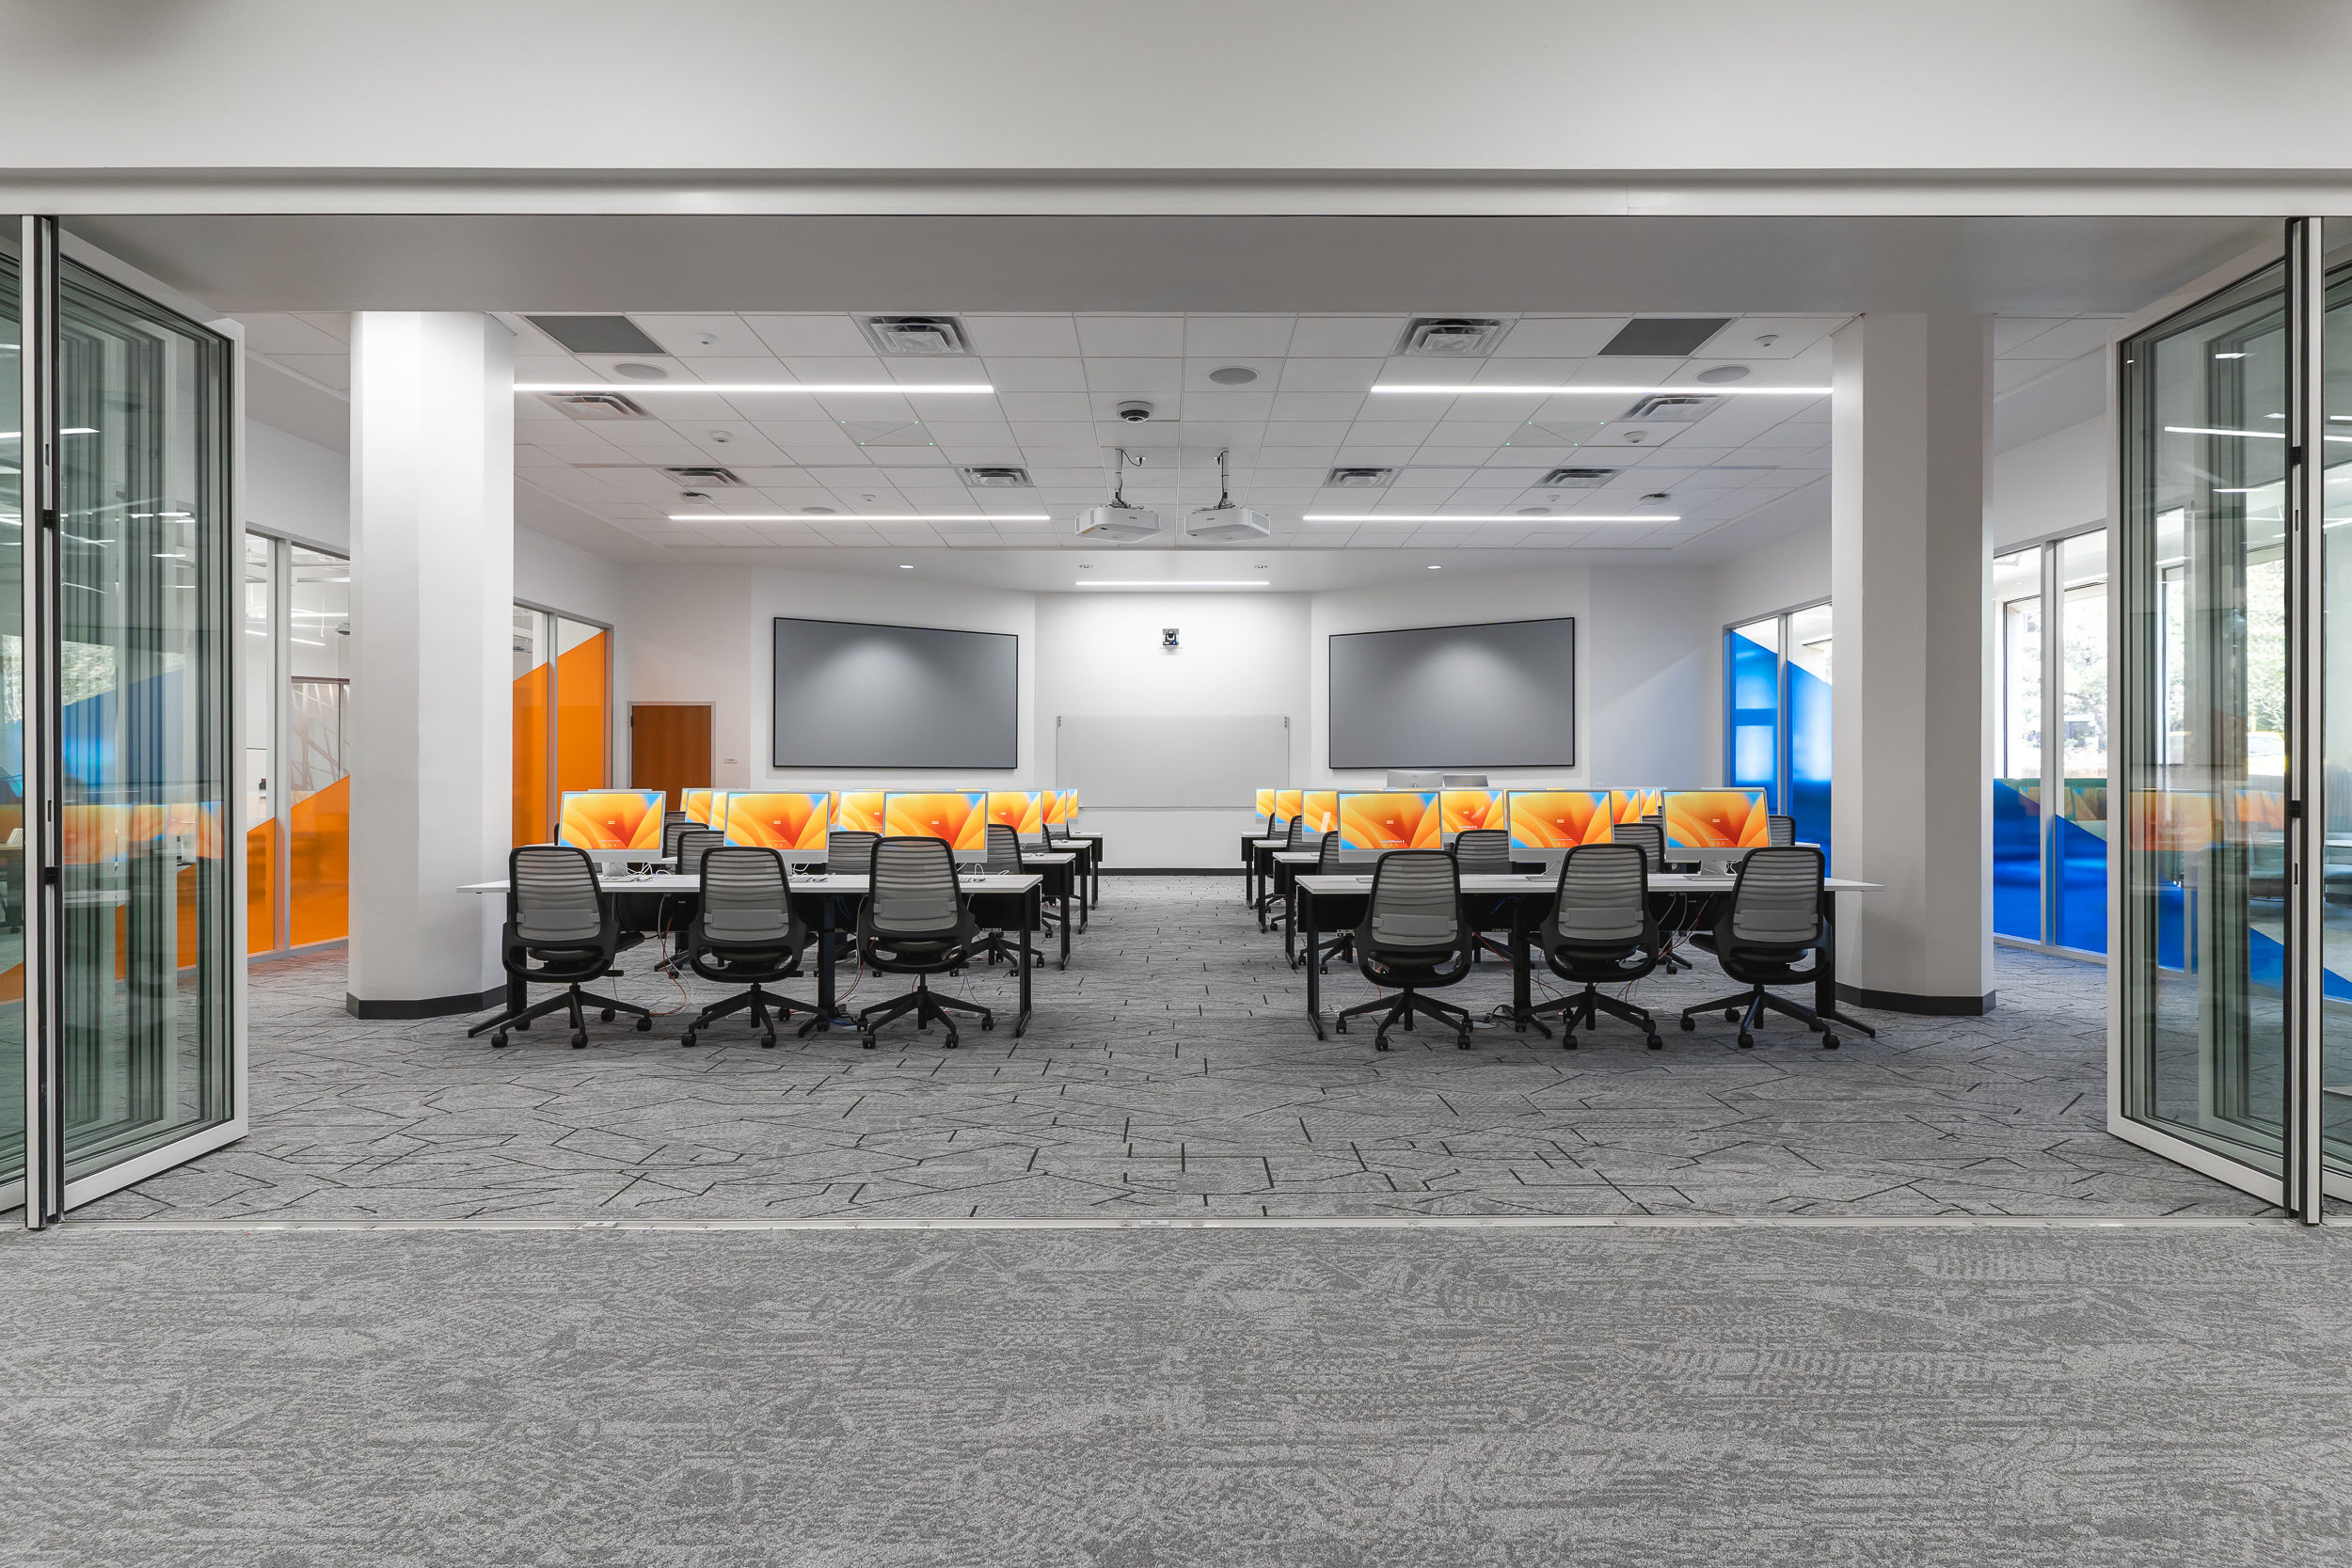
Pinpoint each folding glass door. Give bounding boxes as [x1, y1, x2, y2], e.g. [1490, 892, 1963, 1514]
[1993, 528, 2111, 956]
[12, 220, 245, 1225]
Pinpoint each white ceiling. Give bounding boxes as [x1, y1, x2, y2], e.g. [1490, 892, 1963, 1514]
[233, 308, 2119, 574]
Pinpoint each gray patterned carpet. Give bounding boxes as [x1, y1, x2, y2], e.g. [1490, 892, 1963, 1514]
[3, 1223, 2346, 1566]
[76, 876, 2267, 1220]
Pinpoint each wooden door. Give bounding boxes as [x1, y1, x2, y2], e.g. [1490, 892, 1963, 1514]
[629, 704, 713, 808]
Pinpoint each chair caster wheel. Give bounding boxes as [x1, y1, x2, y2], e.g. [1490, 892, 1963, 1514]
[1646, 1034, 1664, 1050]
[944, 1033, 960, 1050]
[761, 1033, 777, 1048]
[860, 1033, 877, 1050]
[1737, 1032, 1754, 1049]
[600, 1007, 616, 1022]
[491, 1032, 508, 1049]
[1333, 1020, 1346, 1034]
[1375, 1038, 1391, 1052]
[571, 1032, 589, 1049]
[1678, 1016, 1695, 1032]
[981, 1017, 994, 1031]
[1562, 1031, 1577, 1051]
[1822, 1035, 1840, 1050]
[635, 1015, 651, 1032]
[1724, 1008, 1740, 1022]
[680, 1031, 696, 1048]
[1457, 1030, 1472, 1050]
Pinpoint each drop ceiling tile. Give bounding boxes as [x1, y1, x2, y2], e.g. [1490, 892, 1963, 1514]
[743, 314, 874, 357]
[1184, 316, 1296, 356]
[1492, 317, 1626, 357]
[982, 356, 1088, 392]
[1268, 392, 1364, 421]
[962, 315, 1082, 356]
[1470, 357, 1589, 385]
[1009, 420, 1102, 448]
[1344, 420, 1438, 444]
[235, 312, 349, 356]
[690, 432, 788, 466]
[1262, 420, 1355, 445]
[269, 354, 350, 390]
[1082, 357, 1184, 393]
[998, 391, 1095, 422]
[633, 316, 773, 357]
[1279, 358, 1383, 393]
[1417, 420, 1524, 448]
[1074, 316, 1186, 356]
[1285, 317, 1403, 356]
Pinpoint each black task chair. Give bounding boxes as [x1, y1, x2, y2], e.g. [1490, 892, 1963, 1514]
[1335, 849, 1475, 1051]
[971, 822, 1057, 968]
[826, 830, 879, 872]
[1678, 845, 1856, 1050]
[1294, 831, 1359, 972]
[467, 844, 653, 1049]
[679, 846, 818, 1048]
[1255, 816, 1307, 927]
[1530, 843, 1662, 1049]
[1451, 827, 1519, 964]
[855, 836, 993, 1049]
[1613, 819, 1694, 973]
[1766, 814, 1797, 848]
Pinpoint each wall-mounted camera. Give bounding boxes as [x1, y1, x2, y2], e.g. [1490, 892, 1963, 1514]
[1162, 627, 1180, 650]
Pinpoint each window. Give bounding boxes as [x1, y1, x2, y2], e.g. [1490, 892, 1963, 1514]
[1722, 603, 1832, 864]
[1990, 530, 2108, 956]
[512, 605, 610, 845]
[242, 533, 352, 955]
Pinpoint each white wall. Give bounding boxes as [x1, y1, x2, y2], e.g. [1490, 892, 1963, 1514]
[1990, 417, 2105, 550]
[245, 420, 347, 553]
[1034, 590, 1311, 867]
[1585, 567, 1714, 789]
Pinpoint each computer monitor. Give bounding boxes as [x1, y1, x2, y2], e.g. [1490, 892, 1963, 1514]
[883, 790, 990, 854]
[1300, 790, 1339, 835]
[1041, 787, 1072, 827]
[1254, 787, 1278, 824]
[1273, 788, 1303, 826]
[1661, 788, 1770, 862]
[834, 790, 887, 833]
[1439, 787, 1505, 837]
[722, 791, 832, 860]
[1609, 787, 1662, 824]
[1335, 790, 1440, 852]
[987, 789, 1046, 837]
[680, 788, 717, 826]
[557, 788, 666, 862]
[1062, 788, 1079, 824]
[1506, 790, 1613, 860]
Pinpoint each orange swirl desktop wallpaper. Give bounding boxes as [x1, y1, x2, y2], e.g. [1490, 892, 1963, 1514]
[1043, 788, 1071, 826]
[988, 791, 1046, 834]
[1338, 791, 1440, 850]
[834, 791, 887, 832]
[723, 792, 831, 851]
[1255, 788, 1277, 819]
[1507, 790, 1613, 849]
[1662, 789, 1769, 848]
[680, 788, 716, 825]
[1274, 789, 1303, 824]
[557, 789, 664, 850]
[1301, 790, 1339, 833]
[1611, 787, 1663, 824]
[1440, 788, 1504, 834]
[884, 791, 989, 850]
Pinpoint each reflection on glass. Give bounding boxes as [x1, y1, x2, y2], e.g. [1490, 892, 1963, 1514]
[1, 252, 24, 1186]
[1784, 603, 1833, 867]
[242, 535, 275, 953]
[2057, 531, 2110, 953]
[2120, 263, 2287, 1176]
[57, 259, 235, 1180]
[2320, 260, 2352, 1178]
[554, 615, 608, 799]
[1994, 548, 2043, 942]
[287, 545, 349, 946]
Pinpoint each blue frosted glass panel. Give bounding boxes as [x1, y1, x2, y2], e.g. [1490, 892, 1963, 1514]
[1724, 631, 1779, 804]
[1993, 779, 2041, 941]
[2052, 786, 2107, 955]
[1788, 658, 1832, 867]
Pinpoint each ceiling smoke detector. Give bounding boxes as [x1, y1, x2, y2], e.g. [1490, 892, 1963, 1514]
[1396, 317, 1505, 357]
[1326, 467, 1396, 488]
[546, 390, 650, 420]
[960, 466, 1034, 488]
[1537, 467, 1618, 487]
[1186, 449, 1271, 542]
[858, 315, 973, 356]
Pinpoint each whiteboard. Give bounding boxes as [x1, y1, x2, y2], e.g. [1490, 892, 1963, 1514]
[1057, 715, 1291, 809]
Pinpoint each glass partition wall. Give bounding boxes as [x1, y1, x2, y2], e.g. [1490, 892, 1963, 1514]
[244, 533, 349, 955]
[1724, 603, 1833, 863]
[1993, 528, 2110, 956]
[512, 605, 610, 847]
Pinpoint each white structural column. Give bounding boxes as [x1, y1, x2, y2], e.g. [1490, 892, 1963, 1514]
[1829, 313, 1995, 1014]
[346, 312, 515, 1016]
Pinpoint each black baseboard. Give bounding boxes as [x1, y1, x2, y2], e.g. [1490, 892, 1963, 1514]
[1104, 866, 1240, 876]
[346, 986, 505, 1021]
[1836, 983, 1996, 1017]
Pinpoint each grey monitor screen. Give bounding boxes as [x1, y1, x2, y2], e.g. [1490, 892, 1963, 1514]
[771, 616, 1018, 768]
[1327, 616, 1576, 768]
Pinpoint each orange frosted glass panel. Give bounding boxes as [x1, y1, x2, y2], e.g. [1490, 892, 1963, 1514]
[835, 791, 886, 832]
[289, 774, 350, 946]
[724, 791, 830, 851]
[1300, 791, 1339, 833]
[557, 789, 664, 850]
[513, 660, 550, 846]
[1338, 791, 1440, 851]
[246, 817, 278, 954]
[1440, 788, 1504, 834]
[883, 791, 987, 850]
[1507, 791, 1613, 849]
[988, 791, 1045, 833]
[555, 630, 608, 795]
[1661, 789, 1770, 849]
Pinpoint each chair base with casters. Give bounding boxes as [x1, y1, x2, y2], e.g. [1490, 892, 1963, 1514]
[1532, 983, 1662, 1050]
[467, 964, 653, 1050]
[1333, 987, 1473, 1051]
[856, 974, 993, 1050]
[680, 980, 820, 1049]
[1679, 983, 1848, 1050]
[1294, 928, 1354, 973]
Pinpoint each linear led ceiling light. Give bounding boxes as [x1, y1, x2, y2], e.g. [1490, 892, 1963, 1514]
[1074, 580, 1271, 588]
[1370, 385, 1829, 397]
[667, 512, 1050, 522]
[520, 382, 993, 395]
[1303, 514, 1680, 524]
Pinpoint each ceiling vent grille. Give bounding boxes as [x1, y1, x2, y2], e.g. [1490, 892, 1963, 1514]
[859, 315, 973, 356]
[524, 314, 667, 355]
[1537, 467, 1618, 487]
[1326, 467, 1397, 488]
[661, 466, 745, 486]
[1617, 394, 1719, 423]
[960, 465, 1033, 488]
[546, 390, 651, 420]
[1395, 317, 1506, 357]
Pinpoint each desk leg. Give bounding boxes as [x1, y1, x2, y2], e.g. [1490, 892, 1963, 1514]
[1284, 871, 1299, 965]
[1015, 891, 1034, 1037]
[811, 896, 855, 1031]
[1059, 873, 1072, 971]
[1815, 891, 1879, 1038]
[1511, 896, 1550, 1037]
[1302, 892, 1327, 1039]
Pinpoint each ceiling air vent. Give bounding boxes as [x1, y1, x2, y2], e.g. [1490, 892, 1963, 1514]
[1395, 317, 1505, 357]
[1597, 317, 1731, 356]
[524, 314, 668, 355]
[1326, 467, 1397, 488]
[661, 466, 744, 486]
[1537, 467, 1618, 487]
[859, 315, 973, 356]
[546, 390, 650, 420]
[960, 465, 1033, 488]
[1617, 394, 1719, 423]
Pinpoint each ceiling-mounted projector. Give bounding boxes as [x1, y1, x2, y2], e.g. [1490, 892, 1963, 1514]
[1185, 447, 1270, 542]
[1077, 445, 1163, 540]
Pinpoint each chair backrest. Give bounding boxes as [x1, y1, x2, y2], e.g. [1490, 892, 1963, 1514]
[1767, 814, 1797, 848]
[1611, 819, 1665, 871]
[1363, 849, 1462, 955]
[675, 828, 725, 877]
[828, 829, 880, 872]
[1726, 846, 1824, 948]
[511, 845, 604, 946]
[1550, 843, 1648, 946]
[1285, 816, 1306, 847]
[985, 820, 1025, 872]
[1452, 828, 1512, 876]
[661, 814, 693, 858]
[1316, 832, 1347, 871]
[868, 836, 963, 935]
[1267, 816, 1290, 841]
[698, 846, 792, 944]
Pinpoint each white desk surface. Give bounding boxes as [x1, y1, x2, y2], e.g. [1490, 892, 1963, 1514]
[462, 871, 1045, 895]
[1294, 871, 1884, 895]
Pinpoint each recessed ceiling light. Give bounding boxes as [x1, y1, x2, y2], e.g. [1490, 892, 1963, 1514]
[1696, 364, 1753, 384]
[899, 563, 914, 569]
[1208, 366, 1259, 385]
[1074, 580, 1271, 589]
[1370, 384, 1826, 397]
[1517, 506, 1551, 516]
[1427, 563, 1443, 570]
[803, 506, 836, 515]
[1305, 514, 1680, 523]
[515, 382, 994, 395]
[613, 362, 670, 381]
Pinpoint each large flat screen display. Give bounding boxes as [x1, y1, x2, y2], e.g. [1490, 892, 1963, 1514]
[771, 616, 1017, 768]
[1327, 616, 1575, 768]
